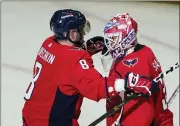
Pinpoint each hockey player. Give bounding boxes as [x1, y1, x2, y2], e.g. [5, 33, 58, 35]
[22, 9, 162, 126]
[89, 13, 173, 126]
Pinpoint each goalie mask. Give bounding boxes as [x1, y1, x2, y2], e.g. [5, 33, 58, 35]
[101, 13, 138, 71]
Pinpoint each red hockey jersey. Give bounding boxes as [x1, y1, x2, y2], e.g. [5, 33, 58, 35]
[106, 44, 173, 126]
[22, 36, 116, 126]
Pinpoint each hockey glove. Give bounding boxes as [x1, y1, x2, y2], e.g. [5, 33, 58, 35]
[114, 72, 159, 97]
[85, 36, 106, 56]
[125, 72, 159, 96]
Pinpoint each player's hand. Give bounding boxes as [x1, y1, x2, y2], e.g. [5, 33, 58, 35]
[85, 36, 105, 56]
[124, 72, 159, 97]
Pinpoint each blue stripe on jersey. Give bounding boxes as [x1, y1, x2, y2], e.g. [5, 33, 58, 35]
[49, 88, 79, 126]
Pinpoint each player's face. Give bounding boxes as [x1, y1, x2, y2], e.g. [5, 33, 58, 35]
[69, 29, 84, 43]
[69, 21, 91, 44]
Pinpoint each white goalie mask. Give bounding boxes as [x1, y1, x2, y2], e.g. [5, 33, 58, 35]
[101, 13, 138, 72]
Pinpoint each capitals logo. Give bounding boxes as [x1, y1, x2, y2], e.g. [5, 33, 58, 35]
[122, 58, 138, 67]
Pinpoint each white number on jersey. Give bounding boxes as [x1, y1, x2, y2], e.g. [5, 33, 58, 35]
[24, 62, 42, 100]
[79, 60, 89, 69]
[152, 58, 160, 71]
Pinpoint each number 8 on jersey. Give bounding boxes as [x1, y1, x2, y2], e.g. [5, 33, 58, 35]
[24, 62, 42, 100]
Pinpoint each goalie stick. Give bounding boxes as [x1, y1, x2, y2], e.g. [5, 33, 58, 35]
[167, 84, 179, 107]
[88, 62, 179, 126]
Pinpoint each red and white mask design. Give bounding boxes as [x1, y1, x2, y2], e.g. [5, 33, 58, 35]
[101, 13, 138, 71]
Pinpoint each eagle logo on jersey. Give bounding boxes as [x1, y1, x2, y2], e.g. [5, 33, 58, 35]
[122, 58, 138, 67]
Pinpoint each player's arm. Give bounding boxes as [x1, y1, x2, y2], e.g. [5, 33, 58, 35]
[149, 52, 173, 126]
[71, 51, 118, 102]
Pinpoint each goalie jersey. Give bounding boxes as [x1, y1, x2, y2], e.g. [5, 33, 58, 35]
[106, 44, 173, 126]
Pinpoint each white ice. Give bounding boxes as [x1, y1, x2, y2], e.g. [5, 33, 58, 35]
[2, 2, 179, 126]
